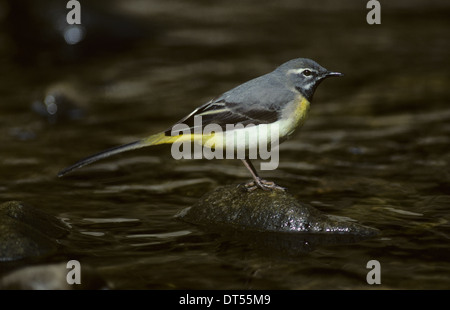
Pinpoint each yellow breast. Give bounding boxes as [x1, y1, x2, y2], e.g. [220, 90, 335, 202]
[277, 95, 310, 141]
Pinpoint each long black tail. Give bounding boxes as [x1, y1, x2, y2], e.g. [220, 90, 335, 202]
[58, 132, 172, 177]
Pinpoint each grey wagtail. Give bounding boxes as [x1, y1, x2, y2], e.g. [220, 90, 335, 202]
[58, 58, 343, 191]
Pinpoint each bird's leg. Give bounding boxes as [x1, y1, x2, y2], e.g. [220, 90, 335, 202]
[240, 159, 286, 192]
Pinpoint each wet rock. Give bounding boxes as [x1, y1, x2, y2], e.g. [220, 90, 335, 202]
[0, 262, 108, 290]
[177, 185, 378, 237]
[0, 201, 69, 262]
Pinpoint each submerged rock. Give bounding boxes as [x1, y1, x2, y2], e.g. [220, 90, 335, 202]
[177, 185, 378, 237]
[0, 201, 69, 262]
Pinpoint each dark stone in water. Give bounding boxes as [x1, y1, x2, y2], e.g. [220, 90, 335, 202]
[177, 185, 378, 237]
[0, 201, 69, 262]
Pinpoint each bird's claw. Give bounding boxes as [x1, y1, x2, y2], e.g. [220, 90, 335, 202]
[243, 178, 286, 192]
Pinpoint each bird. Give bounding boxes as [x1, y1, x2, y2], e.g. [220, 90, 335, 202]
[58, 58, 343, 191]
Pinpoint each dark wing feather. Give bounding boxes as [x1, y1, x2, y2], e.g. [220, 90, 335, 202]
[164, 99, 279, 136]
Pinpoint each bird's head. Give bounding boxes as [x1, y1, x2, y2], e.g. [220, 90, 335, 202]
[277, 58, 343, 101]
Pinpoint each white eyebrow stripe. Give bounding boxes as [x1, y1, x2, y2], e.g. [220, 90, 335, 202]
[287, 68, 317, 75]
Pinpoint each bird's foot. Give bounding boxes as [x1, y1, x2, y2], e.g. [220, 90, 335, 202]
[243, 178, 286, 192]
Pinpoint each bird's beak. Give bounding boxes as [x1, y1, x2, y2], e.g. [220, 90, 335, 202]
[325, 71, 344, 77]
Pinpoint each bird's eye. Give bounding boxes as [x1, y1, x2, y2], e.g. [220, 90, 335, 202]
[302, 69, 312, 77]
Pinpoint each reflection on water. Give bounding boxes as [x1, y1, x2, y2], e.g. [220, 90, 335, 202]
[0, 0, 449, 289]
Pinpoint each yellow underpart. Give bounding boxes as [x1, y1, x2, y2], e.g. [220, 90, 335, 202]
[277, 96, 310, 139]
[141, 132, 216, 147]
[292, 96, 310, 127]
